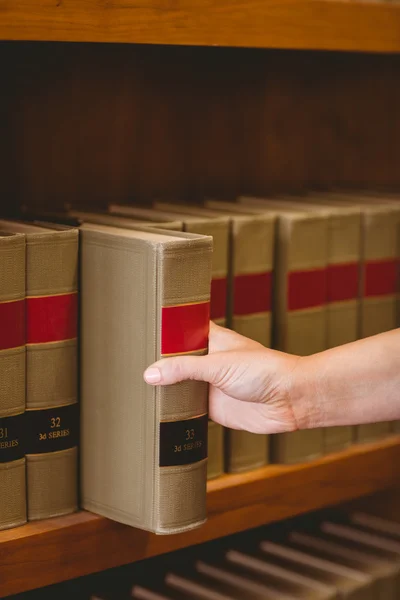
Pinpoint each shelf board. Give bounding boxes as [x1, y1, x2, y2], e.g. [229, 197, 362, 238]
[2, 435, 400, 597]
[1, 1, 400, 53]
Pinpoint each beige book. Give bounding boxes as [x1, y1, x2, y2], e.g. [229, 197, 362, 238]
[312, 193, 398, 442]
[225, 549, 338, 598]
[260, 540, 372, 599]
[0, 232, 27, 530]
[155, 202, 271, 475]
[0, 220, 78, 521]
[109, 204, 230, 480]
[196, 558, 335, 599]
[67, 209, 183, 232]
[80, 223, 212, 534]
[275, 195, 363, 453]
[290, 528, 399, 600]
[239, 196, 329, 464]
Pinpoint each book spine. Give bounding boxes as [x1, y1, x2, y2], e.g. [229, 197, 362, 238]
[25, 230, 79, 520]
[272, 215, 328, 464]
[356, 210, 397, 443]
[323, 212, 361, 453]
[155, 239, 212, 533]
[225, 217, 273, 473]
[184, 220, 229, 480]
[0, 234, 27, 530]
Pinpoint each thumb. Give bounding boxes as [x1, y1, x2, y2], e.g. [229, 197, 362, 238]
[143, 354, 219, 386]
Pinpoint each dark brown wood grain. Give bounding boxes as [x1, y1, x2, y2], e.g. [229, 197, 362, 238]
[1, 436, 400, 597]
[0, 42, 399, 217]
[0, 0, 400, 52]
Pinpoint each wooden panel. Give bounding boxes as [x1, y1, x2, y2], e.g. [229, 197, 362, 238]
[1, 436, 400, 597]
[0, 43, 399, 216]
[0, 1, 400, 52]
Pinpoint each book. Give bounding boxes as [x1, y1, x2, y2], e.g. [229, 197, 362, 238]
[67, 209, 183, 232]
[80, 223, 212, 533]
[155, 202, 271, 474]
[0, 231, 27, 530]
[275, 195, 362, 453]
[312, 193, 398, 443]
[109, 203, 229, 481]
[239, 196, 329, 464]
[109, 204, 230, 328]
[0, 220, 79, 521]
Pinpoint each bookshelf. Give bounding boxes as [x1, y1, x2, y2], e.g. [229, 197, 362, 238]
[1, 436, 400, 597]
[1, 5, 400, 598]
[1, 0, 400, 53]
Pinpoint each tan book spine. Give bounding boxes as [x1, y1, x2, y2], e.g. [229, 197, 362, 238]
[239, 197, 328, 464]
[281, 196, 362, 453]
[69, 209, 183, 232]
[155, 202, 273, 474]
[81, 225, 212, 533]
[110, 205, 229, 481]
[24, 227, 79, 520]
[0, 232, 27, 530]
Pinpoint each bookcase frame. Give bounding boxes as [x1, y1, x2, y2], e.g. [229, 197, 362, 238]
[1, 5, 400, 596]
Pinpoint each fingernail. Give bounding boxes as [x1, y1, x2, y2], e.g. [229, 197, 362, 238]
[144, 367, 162, 384]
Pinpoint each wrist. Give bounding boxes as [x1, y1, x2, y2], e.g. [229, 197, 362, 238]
[289, 354, 325, 431]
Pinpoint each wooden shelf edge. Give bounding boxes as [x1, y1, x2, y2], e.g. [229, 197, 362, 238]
[1, 1, 400, 53]
[1, 435, 400, 597]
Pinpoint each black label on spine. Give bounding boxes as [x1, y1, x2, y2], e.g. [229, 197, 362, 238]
[159, 413, 208, 467]
[25, 403, 79, 455]
[0, 413, 25, 463]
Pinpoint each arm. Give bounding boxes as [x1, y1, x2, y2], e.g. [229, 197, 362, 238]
[144, 323, 400, 434]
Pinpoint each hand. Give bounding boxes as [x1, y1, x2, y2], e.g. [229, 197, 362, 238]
[143, 322, 304, 434]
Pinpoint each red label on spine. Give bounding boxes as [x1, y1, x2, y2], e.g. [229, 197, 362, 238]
[27, 293, 78, 344]
[234, 272, 272, 316]
[0, 299, 25, 350]
[327, 262, 359, 303]
[365, 259, 398, 298]
[161, 301, 210, 355]
[210, 277, 227, 321]
[288, 268, 327, 311]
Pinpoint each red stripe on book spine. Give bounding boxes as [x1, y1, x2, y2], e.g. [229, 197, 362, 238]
[161, 302, 210, 355]
[328, 263, 359, 303]
[234, 272, 272, 316]
[27, 293, 78, 344]
[210, 277, 227, 321]
[0, 299, 25, 350]
[288, 268, 327, 311]
[365, 259, 398, 298]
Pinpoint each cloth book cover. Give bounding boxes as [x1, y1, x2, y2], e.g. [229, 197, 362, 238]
[239, 196, 329, 465]
[316, 193, 398, 443]
[278, 195, 362, 453]
[80, 223, 212, 534]
[0, 231, 27, 530]
[109, 203, 229, 481]
[0, 220, 78, 521]
[67, 208, 183, 232]
[155, 202, 270, 475]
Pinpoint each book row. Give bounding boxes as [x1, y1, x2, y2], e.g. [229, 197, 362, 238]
[1, 190, 399, 534]
[18, 509, 400, 600]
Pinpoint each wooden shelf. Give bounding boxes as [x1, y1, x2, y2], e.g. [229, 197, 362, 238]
[2, 436, 400, 597]
[1, 1, 400, 53]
